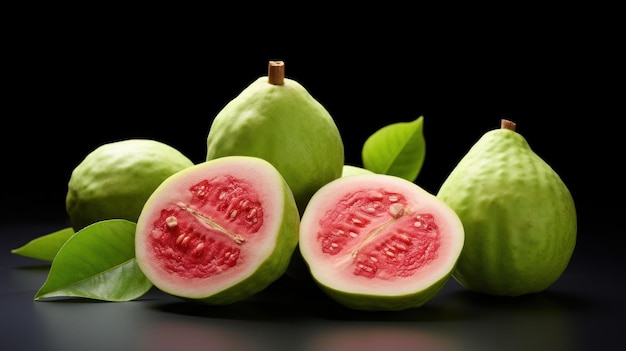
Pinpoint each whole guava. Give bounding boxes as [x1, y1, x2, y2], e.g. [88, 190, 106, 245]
[437, 119, 577, 296]
[66, 139, 194, 231]
[206, 61, 344, 214]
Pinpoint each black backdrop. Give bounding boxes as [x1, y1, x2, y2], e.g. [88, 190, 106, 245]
[3, 12, 625, 350]
[5, 16, 618, 230]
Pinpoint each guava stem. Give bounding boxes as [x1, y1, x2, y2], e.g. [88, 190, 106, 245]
[501, 119, 516, 131]
[268, 61, 285, 85]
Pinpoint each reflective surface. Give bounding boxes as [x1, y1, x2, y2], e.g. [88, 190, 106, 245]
[1, 207, 622, 351]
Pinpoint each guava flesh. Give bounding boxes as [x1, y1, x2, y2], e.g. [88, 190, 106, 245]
[317, 189, 440, 280]
[148, 175, 263, 279]
[135, 156, 300, 304]
[299, 174, 464, 310]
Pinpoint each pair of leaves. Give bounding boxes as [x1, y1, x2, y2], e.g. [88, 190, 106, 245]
[361, 116, 426, 182]
[12, 219, 152, 302]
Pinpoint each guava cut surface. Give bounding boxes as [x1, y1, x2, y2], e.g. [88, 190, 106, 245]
[206, 62, 344, 214]
[135, 156, 300, 305]
[299, 174, 465, 311]
[66, 139, 194, 231]
[285, 164, 375, 282]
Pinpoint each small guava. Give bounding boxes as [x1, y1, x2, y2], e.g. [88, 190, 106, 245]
[299, 173, 465, 311]
[66, 139, 194, 231]
[135, 156, 300, 304]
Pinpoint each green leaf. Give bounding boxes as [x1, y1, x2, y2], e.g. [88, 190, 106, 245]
[11, 227, 75, 261]
[34, 219, 152, 302]
[361, 116, 426, 182]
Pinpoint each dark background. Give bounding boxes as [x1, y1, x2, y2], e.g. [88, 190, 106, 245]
[2, 9, 624, 351]
[6, 17, 619, 227]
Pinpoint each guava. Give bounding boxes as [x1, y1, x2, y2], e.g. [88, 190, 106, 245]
[436, 119, 577, 296]
[286, 165, 385, 285]
[135, 156, 300, 304]
[66, 139, 194, 231]
[206, 61, 344, 214]
[342, 165, 374, 177]
[299, 173, 465, 311]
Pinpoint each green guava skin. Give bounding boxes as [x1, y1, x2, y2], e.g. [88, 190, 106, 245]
[317, 271, 453, 311]
[206, 76, 344, 214]
[341, 165, 374, 177]
[66, 139, 194, 231]
[436, 128, 577, 296]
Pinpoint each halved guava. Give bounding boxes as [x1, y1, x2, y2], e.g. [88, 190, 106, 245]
[299, 174, 465, 311]
[135, 156, 300, 305]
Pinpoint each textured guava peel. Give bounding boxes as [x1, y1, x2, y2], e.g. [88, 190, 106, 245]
[342, 165, 374, 177]
[135, 156, 300, 305]
[206, 61, 344, 214]
[437, 119, 577, 296]
[66, 139, 194, 231]
[299, 173, 465, 311]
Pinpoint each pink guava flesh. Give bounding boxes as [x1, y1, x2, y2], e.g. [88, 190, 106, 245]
[300, 174, 464, 300]
[317, 189, 440, 280]
[136, 156, 300, 303]
[148, 175, 263, 280]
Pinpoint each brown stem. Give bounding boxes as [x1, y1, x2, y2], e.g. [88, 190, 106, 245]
[501, 119, 516, 131]
[268, 61, 285, 85]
